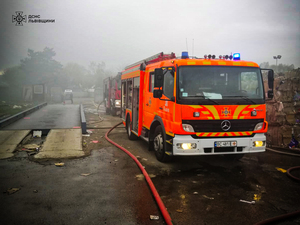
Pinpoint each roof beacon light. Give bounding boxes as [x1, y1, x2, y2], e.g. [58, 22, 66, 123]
[233, 53, 241, 60]
[182, 51, 189, 59]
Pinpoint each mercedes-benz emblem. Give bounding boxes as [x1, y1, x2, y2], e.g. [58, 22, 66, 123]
[221, 120, 231, 131]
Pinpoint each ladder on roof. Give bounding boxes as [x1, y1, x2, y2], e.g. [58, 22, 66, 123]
[124, 52, 176, 70]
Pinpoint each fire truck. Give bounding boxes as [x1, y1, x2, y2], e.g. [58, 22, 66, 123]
[121, 52, 274, 162]
[103, 72, 121, 116]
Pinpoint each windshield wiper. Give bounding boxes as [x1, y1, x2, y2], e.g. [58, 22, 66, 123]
[187, 96, 219, 105]
[224, 96, 256, 104]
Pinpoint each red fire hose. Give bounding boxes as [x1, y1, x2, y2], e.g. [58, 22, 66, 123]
[105, 122, 173, 225]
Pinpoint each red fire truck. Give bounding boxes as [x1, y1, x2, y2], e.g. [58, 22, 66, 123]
[121, 52, 274, 162]
[103, 72, 121, 116]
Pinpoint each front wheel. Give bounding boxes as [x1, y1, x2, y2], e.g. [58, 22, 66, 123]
[153, 125, 172, 162]
[126, 117, 137, 140]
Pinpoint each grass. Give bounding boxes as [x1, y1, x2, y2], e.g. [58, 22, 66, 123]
[0, 102, 34, 120]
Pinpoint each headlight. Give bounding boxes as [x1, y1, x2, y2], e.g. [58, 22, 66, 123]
[182, 124, 194, 132]
[254, 122, 264, 131]
[253, 141, 265, 147]
[115, 100, 121, 106]
[176, 143, 197, 150]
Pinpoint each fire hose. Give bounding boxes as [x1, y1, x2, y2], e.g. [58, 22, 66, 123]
[105, 122, 173, 225]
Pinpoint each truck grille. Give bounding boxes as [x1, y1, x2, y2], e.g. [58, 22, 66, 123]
[183, 119, 264, 132]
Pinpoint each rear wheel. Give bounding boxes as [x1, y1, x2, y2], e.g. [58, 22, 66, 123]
[153, 125, 172, 162]
[126, 117, 137, 140]
[111, 106, 116, 116]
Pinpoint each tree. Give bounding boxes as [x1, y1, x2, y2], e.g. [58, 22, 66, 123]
[20, 47, 63, 85]
[2, 66, 26, 87]
[62, 63, 88, 89]
[88, 61, 106, 88]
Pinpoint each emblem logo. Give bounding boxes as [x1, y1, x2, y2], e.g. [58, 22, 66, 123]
[221, 120, 231, 131]
[12, 11, 27, 26]
[221, 107, 231, 117]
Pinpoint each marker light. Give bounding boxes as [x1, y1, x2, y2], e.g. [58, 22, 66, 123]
[182, 51, 189, 59]
[233, 53, 241, 60]
[204, 55, 207, 59]
[225, 55, 229, 59]
[182, 124, 194, 132]
[212, 55, 216, 59]
[219, 55, 223, 59]
[229, 55, 233, 60]
[208, 54, 212, 59]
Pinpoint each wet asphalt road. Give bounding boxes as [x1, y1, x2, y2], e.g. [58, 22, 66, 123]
[109, 127, 300, 225]
[1, 98, 300, 225]
[0, 146, 163, 225]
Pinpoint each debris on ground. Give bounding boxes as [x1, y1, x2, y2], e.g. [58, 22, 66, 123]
[135, 174, 144, 181]
[150, 215, 159, 220]
[4, 188, 20, 195]
[23, 144, 40, 150]
[193, 192, 199, 195]
[176, 209, 183, 213]
[91, 140, 99, 143]
[240, 199, 255, 204]
[203, 195, 214, 200]
[33, 190, 38, 193]
[81, 173, 91, 176]
[33, 131, 42, 137]
[254, 194, 261, 201]
[55, 163, 65, 167]
[276, 167, 287, 173]
[87, 130, 93, 134]
[82, 134, 90, 137]
[142, 158, 148, 161]
[149, 174, 156, 178]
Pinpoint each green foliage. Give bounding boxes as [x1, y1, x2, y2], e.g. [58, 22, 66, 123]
[2, 66, 26, 87]
[62, 62, 88, 89]
[20, 47, 63, 85]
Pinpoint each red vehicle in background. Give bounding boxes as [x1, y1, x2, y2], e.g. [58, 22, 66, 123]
[103, 72, 121, 116]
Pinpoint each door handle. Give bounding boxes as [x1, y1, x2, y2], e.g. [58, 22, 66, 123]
[159, 107, 163, 110]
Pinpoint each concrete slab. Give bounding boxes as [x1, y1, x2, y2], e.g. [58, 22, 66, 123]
[0, 130, 31, 159]
[34, 129, 84, 159]
[4, 104, 80, 130]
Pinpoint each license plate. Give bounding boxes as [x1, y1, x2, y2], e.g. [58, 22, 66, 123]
[214, 141, 237, 147]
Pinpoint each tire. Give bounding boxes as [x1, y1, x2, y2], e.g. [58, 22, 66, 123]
[111, 107, 116, 116]
[224, 154, 244, 160]
[126, 117, 138, 140]
[153, 125, 172, 162]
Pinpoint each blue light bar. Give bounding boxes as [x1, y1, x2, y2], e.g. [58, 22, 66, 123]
[182, 51, 189, 59]
[233, 53, 240, 60]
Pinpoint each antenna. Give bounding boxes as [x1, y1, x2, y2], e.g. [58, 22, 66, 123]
[186, 38, 188, 52]
[192, 39, 194, 58]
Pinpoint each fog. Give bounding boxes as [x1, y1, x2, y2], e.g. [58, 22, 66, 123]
[0, 0, 299, 72]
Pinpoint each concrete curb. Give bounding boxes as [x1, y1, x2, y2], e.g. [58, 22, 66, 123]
[80, 104, 87, 134]
[0, 102, 47, 129]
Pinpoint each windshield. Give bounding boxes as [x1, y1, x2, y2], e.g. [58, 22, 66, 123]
[177, 66, 264, 104]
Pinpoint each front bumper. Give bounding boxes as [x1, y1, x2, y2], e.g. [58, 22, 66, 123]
[172, 133, 266, 156]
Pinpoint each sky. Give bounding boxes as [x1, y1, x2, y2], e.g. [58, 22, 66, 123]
[0, 0, 299, 73]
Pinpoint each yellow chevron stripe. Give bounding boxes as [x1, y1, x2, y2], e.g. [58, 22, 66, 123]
[189, 105, 203, 109]
[248, 105, 260, 108]
[218, 62, 226, 65]
[233, 105, 247, 119]
[203, 61, 211, 65]
[202, 111, 210, 114]
[207, 117, 213, 120]
[205, 106, 220, 119]
[242, 111, 249, 114]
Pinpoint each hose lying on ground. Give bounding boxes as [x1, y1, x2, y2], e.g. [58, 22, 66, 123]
[105, 122, 173, 225]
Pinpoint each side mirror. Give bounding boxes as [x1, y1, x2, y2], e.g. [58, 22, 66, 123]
[154, 68, 164, 88]
[153, 90, 163, 98]
[268, 70, 274, 90]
